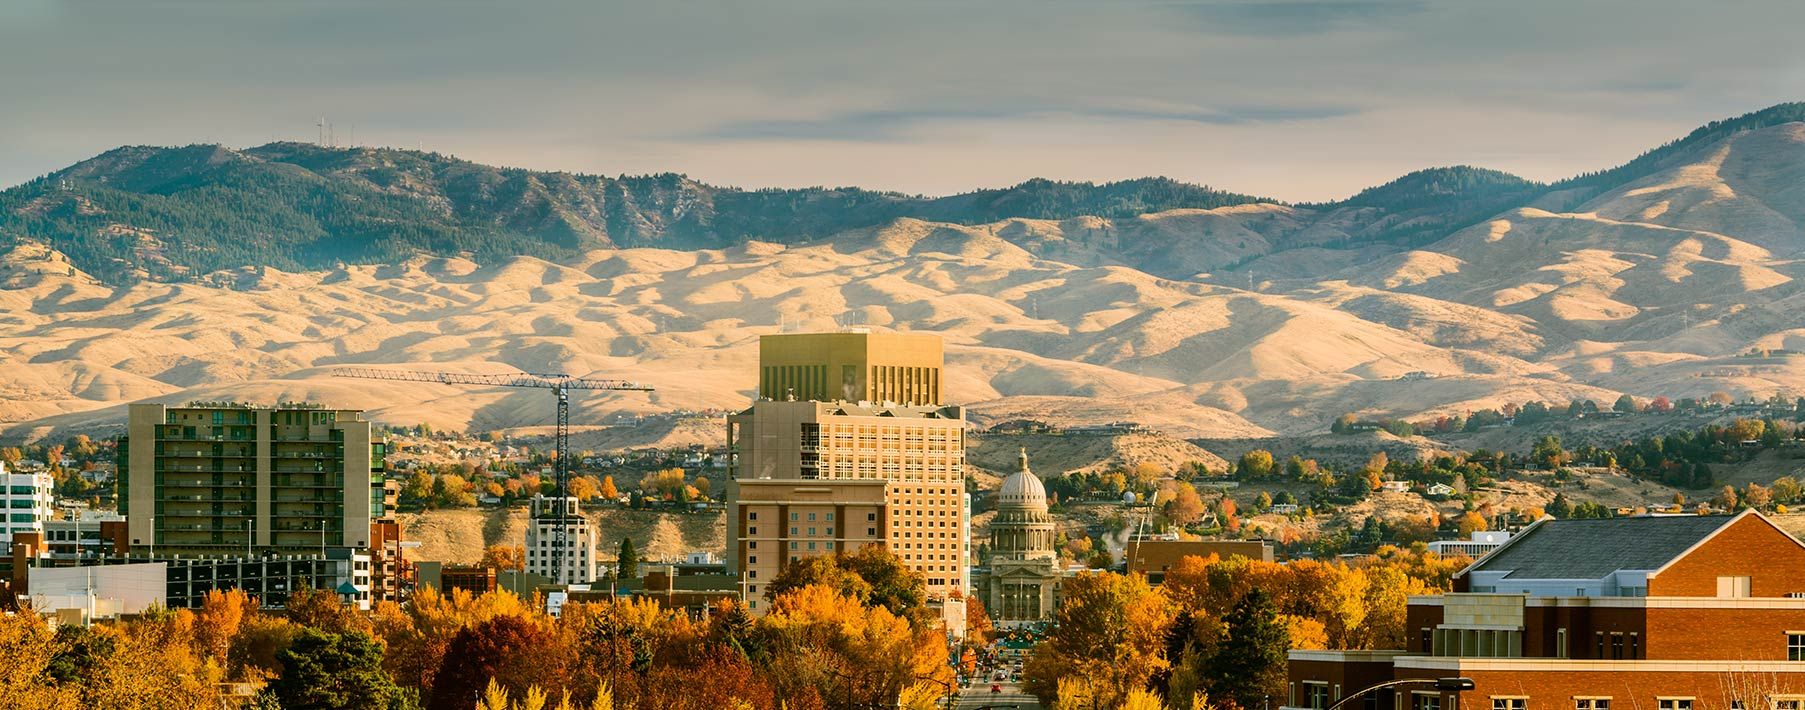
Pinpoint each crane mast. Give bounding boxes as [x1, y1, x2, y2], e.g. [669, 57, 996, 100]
[333, 368, 653, 586]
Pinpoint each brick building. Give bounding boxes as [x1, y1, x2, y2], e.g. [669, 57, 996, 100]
[1124, 538, 1274, 583]
[1286, 511, 1805, 710]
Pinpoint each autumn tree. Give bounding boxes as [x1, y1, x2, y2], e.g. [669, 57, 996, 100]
[196, 588, 256, 666]
[1774, 476, 1803, 504]
[0, 612, 82, 709]
[1456, 512, 1488, 538]
[1715, 485, 1740, 510]
[764, 547, 925, 616]
[1163, 482, 1205, 526]
[964, 594, 995, 644]
[428, 615, 566, 710]
[1236, 450, 1275, 480]
[1022, 572, 1175, 708]
[434, 474, 478, 508]
[599, 475, 620, 500]
[483, 544, 526, 572]
[765, 555, 872, 605]
[569, 476, 600, 501]
[285, 585, 371, 635]
[760, 585, 950, 709]
[1744, 483, 1773, 510]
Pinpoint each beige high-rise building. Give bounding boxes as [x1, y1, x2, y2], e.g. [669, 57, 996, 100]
[120, 402, 387, 555]
[727, 332, 971, 611]
[757, 331, 944, 405]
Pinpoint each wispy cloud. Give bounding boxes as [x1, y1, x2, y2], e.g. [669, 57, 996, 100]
[686, 103, 1362, 142]
[1159, 0, 1427, 35]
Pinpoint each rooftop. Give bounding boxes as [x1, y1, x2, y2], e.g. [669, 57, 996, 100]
[1465, 515, 1733, 580]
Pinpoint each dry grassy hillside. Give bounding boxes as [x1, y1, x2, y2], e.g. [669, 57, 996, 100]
[398, 507, 724, 565]
[7, 122, 1805, 445]
[967, 431, 1228, 476]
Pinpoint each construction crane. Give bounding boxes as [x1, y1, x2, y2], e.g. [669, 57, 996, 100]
[333, 368, 653, 585]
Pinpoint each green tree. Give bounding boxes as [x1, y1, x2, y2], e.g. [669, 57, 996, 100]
[1206, 588, 1290, 709]
[1613, 394, 1639, 413]
[268, 629, 403, 710]
[839, 545, 927, 615]
[1531, 436, 1565, 469]
[617, 537, 639, 580]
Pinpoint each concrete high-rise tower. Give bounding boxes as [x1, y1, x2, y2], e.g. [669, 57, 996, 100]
[727, 331, 970, 612]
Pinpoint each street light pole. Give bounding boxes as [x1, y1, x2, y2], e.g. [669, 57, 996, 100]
[1326, 678, 1475, 710]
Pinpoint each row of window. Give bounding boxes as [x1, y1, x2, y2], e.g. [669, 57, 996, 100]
[1488, 698, 1800, 710]
[1304, 687, 1805, 710]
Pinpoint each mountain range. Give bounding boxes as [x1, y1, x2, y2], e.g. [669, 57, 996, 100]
[4, 103, 1805, 444]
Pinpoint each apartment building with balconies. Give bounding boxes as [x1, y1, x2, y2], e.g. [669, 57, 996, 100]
[119, 402, 388, 556]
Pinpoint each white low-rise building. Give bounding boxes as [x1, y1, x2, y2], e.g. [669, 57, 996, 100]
[525, 495, 598, 585]
[1428, 529, 1512, 559]
[2, 462, 56, 544]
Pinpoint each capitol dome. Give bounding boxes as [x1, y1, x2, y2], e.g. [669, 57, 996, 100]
[998, 447, 1048, 509]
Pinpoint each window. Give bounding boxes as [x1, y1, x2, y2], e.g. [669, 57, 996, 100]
[1557, 628, 1570, 658]
[1658, 699, 1693, 710]
[749, 512, 757, 521]
[1493, 699, 1527, 710]
[791, 512, 798, 521]
[1611, 633, 1625, 659]
[1718, 576, 1753, 598]
[790, 527, 798, 535]
[826, 512, 834, 521]
[867, 513, 876, 521]
[1792, 633, 1805, 661]
[1413, 693, 1441, 710]
[808, 527, 816, 536]
[748, 556, 757, 564]
[1304, 683, 1330, 710]
[749, 526, 757, 535]
[1575, 699, 1611, 710]
[808, 513, 816, 521]
[1420, 627, 1434, 653]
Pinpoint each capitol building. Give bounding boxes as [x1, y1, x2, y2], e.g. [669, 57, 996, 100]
[976, 448, 1062, 623]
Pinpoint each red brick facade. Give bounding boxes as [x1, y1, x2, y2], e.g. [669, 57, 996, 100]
[1287, 513, 1805, 709]
[1648, 516, 1805, 598]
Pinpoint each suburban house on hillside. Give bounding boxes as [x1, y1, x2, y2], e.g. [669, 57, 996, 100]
[1285, 511, 1805, 710]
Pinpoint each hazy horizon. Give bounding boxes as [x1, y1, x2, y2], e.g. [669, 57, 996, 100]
[2, 0, 1802, 202]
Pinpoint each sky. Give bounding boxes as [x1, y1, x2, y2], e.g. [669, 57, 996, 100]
[1, 0, 1801, 202]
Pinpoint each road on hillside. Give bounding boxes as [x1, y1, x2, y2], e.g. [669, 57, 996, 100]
[953, 680, 1040, 710]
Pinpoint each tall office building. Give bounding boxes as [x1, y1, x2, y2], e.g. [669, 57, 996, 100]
[1, 462, 55, 545]
[727, 332, 971, 609]
[524, 495, 599, 585]
[119, 402, 388, 555]
[757, 331, 944, 405]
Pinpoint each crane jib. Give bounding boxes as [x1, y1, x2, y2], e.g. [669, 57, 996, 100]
[330, 367, 655, 586]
